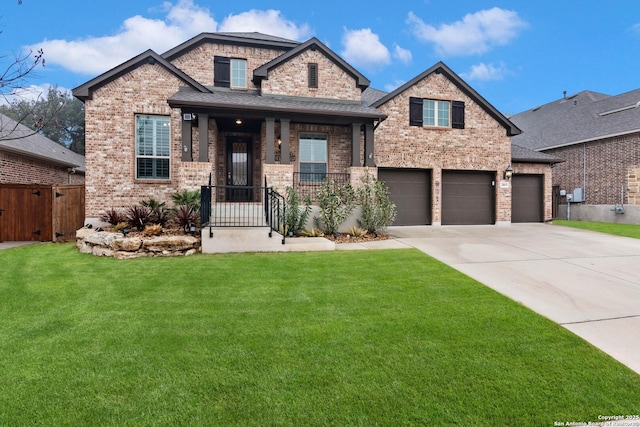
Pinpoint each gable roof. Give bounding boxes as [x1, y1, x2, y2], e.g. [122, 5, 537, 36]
[162, 32, 299, 62]
[510, 89, 640, 151]
[72, 50, 210, 101]
[253, 37, 370, 90]
[0, 114, 85, 172]
[372, 61, 521, 137]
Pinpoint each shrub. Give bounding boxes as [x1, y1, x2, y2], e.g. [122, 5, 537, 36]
[101, 208, 126, 226]
[301, 228, 324, 237]
[314, 178, 355, 235]
[284, 187, 312, 236]
[173, 204, 199, 232]
[142, 224, 163, 236]
[357, 171, 397, 233]
[171, 189, 201, 211]
[141, 198, 171, 227]
[348, 226, 367, 238]
[125, 205, 152, 231]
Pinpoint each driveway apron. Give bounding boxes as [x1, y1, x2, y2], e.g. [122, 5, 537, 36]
[388, 223, 640, 375]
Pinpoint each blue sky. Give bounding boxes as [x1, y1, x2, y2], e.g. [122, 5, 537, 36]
[2, 0, 640, 115]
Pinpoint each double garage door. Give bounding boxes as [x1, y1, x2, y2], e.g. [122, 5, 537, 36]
[379, 169, 496, 226]
[380, 169, 545, 225]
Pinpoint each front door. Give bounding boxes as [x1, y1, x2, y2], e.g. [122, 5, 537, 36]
[226, 137, 253, 202]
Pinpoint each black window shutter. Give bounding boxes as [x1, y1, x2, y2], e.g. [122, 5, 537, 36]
[308, 63, 318, 88]
[214, 56, 230, 88]
[409, 97, 423, 126]
[452, 101, 465, 129]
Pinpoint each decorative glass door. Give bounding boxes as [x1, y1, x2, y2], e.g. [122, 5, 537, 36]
[226, 137, 252, 202]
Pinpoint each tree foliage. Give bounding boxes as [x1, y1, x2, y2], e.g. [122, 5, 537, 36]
[0, 87, 85, 153]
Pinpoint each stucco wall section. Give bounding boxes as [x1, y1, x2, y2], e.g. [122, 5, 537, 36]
[374, 72, 512, 222]
[544, 132, 640, 205]
[83, 63, 196, 218]
[260, 49, 361, 101]
[169, 42, 288, 89]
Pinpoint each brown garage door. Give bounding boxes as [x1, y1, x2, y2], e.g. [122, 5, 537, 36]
[512, 174, 544, 223]
[378, 169, 431, 226]
[442, 171, 495, 225]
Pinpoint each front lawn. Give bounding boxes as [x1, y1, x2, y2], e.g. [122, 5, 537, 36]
[1, 244, 638, 426]
[554, 219, 640, 239]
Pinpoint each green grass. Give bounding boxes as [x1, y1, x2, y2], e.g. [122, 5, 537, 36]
[1, 244, 639, 426]
[554, 219, 640, 239]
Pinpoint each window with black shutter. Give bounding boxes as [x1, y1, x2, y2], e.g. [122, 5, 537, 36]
[308, 63, 318, 88]
[214, 56, 230, 88]
[409, 97, 465, 129]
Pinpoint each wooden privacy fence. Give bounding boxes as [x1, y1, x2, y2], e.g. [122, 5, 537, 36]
[0, 184, 85, 242]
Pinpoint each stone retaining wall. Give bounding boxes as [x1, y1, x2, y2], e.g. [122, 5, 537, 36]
[76, 228, 200, 259]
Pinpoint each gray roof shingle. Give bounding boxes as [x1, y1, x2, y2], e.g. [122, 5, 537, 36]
[168, 87, 386, 120]
[0, 114, 85, 172]
[510, 89, 640, 151]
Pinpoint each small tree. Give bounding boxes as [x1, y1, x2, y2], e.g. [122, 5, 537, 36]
[314, 178, 355, 236]
[357, 171, 397, 233]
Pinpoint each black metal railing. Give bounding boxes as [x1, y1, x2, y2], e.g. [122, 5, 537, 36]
[293, 172, 350, 202]
[200, 176, 286, 244]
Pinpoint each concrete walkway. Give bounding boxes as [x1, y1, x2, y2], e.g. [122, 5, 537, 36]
[385, 223, 640, 375]
[0, 241, 37, 250]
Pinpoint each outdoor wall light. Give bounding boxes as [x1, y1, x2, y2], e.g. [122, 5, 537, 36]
[235, 119, 242, 125]
[503, 164, 513, 180]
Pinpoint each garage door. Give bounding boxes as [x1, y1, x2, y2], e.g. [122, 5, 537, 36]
[512, 174, 544, 223]
[378, 169, 431, 226]
[442, 171, 495, 225]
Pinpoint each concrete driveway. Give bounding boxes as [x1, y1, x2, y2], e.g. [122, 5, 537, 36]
[387, 223, 640, 375]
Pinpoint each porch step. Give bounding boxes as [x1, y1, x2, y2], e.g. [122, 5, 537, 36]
[201, 227, 335, 254]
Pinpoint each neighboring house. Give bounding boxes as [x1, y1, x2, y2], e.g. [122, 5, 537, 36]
[511, 89, 640, 222]
[73, 32, 554, 229]
[0, 113, 85, 185]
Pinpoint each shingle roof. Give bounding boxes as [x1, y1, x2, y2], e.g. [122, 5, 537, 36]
[168, 87, 386, 121]
[0, 114, 85, 172]
[510, 89, 640, 151]
[511, 143, 563, 164]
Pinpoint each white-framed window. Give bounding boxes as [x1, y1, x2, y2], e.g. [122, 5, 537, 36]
[299, 133, 327, 182]
[136, 114, 170, 180]
[423, 99, 450, 127]
[231, 59, 247, 89]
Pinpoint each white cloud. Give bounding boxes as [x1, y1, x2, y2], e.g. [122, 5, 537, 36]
[407, 8, 527, 56]
[340, 28, 391, 71]
[393, 44, 412, 64]
[218, 9, 312, 41]
[384, 79, 406, 92]
[26, 0, 217, 75]
[630, 22, 640, 33]
[460, 62, 510, 81]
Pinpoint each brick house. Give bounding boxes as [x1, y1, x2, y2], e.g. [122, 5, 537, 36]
[73, 32, 555, 231]
[511, 89, 640, 223]
[0, 113, 85, 185]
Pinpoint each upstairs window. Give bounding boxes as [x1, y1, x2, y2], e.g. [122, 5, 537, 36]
[136, 115, 170, 180]
[299, 133, 327, 182]
[308, 63, 318, 88]
[214, 56, 247, 89]
[410, 97, 465, 129]
[231, 59, 247, 88]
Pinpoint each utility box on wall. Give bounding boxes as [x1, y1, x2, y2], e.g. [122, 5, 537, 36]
[572, 188, 584, 203]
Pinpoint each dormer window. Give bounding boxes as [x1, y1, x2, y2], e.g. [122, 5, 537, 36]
[308, 63, 318, 88]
